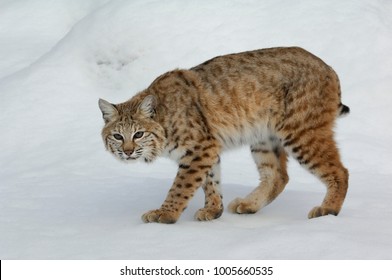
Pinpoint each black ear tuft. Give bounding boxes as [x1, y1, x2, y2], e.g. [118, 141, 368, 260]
[98, 98, 118, 123]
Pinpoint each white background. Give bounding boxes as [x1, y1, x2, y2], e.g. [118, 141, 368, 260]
[2, 260, 392, 279]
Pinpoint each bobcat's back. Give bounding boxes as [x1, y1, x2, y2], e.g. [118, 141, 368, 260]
[175, 47, 346, 149]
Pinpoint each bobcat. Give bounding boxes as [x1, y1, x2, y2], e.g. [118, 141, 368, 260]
[99, 47, 349, 224]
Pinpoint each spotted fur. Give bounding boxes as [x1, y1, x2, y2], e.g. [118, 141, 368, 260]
[99, 47, 349, 223]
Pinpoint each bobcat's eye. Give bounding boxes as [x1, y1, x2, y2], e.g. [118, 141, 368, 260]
[113, 133, 124, 141]
[133, 131, 144, 139]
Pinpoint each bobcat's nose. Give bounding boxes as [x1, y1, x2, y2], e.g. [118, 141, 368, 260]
[124, 149, 134, 156]
[123, 142, 134, 157]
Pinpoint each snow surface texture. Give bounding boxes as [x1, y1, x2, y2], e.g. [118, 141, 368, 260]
[1, 0, 392, 259]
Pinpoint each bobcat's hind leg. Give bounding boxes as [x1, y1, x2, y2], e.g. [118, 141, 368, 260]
[228, 138, 289, 214]
[285, 130, 349, 218]
[195, 159, 224, 221]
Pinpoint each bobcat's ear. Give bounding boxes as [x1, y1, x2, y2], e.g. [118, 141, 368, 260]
[98, 98, 118, 123]
[139, 95, 156, 118]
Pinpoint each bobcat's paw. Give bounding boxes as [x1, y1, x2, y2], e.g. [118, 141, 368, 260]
[195, 207, 223, 221]
[228, 198, 258, 214]
[141, 209, 179, 224]
[308, 206, 338, 219]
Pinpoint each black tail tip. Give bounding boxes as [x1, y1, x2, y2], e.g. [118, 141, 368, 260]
[340, 104, 350, 116]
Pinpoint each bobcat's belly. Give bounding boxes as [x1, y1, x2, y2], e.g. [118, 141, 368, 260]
[213, 120, 271, 149]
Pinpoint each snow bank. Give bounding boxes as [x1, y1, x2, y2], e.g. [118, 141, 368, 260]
[0, 0, 391, 259]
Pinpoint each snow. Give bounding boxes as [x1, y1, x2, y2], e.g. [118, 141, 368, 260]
[1, 0, 392, 259]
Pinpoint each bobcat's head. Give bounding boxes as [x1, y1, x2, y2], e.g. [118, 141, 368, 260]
[98, 95, 166, 163]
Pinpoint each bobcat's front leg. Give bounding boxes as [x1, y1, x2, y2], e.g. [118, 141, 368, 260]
[194, 159, 223, 221]
[142, 144, 220, 223]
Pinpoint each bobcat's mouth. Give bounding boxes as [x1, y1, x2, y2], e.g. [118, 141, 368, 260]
[126, 157, 138, 161]
[117, 152, 139, 161]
